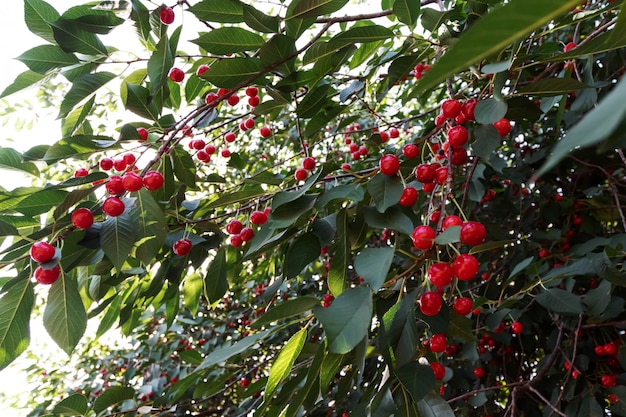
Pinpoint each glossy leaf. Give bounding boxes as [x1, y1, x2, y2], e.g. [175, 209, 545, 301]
[171, 145, 197, 188]
[328, 209, 349, 296]
[134, 189, 167, 265]
[314, 286, 372, 354]
[100, 201, 137, 271]
[265, 327, 307, 400]
[188, 0, 244, 23]
[243, 5, 279, 33]
[367, 174, 404, 213]
[0, 148, 40, 177]
[297, 84, 331, 118]
[260, 34, 297, 76]
[58, 72, 116, 118]
[0, 70, 48, 98]
[204, 247, 228, 303]
[43, 273, 87, 355]
[52, 394, 88, 416]
[0, 279, 34, 371]
[123, 83, 161, 121]
[331, 25, 394, 48]
[354, 247, 394, 291]
[192, 28, 264, 55]
[535, 288, 583, 315]
[287, 0, 349, 20]
[51, 19, 108, 56]
[393, 0, 420, 26]
[24, 0, 60, 44]
[196, 330, 272, 371]
[518, 78, 591, 96]
[148, 34, 174, 96]
[16, 45, 79, 74]
[252, 296, 319, 328]
[13, 189, 67, 217]
[417, 394, 456, 417]
[93, 386, 135, 413]
[284, 232, 322, 279]
[199, 57, 263, 88]
[474, 98, 508, 124]
[395, 362, 436, 403]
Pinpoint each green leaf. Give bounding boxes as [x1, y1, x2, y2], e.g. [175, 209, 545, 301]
[171, 145, 197, 188]
[474, 98, 508, 124]
[434, 226, 460, 245]
[199, 57, 263, 89]
[297, 83, 331, 118]
[24, 0, 60, 44]
[316, 184, 365, 208]
[363, 206, 414, 236]
[188, 0, 244, 23]
[204, 247, 228, 303]
[52, 393, 88, 416]
[124, 83, 161, 121]
[417, 393, 456, 417]
[243, 5, 279, 33]
[16, 45, 79, 74]
[0, 147, 40, 177]
[416, 0, 581, 92]
[206, 189, 266, 209]
[328, 209, 349, 296]
[395, 362, 436, 403]
[367, 174, 404, 213]
[265, 327, 307, 400]
[51, 19, 108, 56]
[60, 6, 124, 35]
[252, 296, 320, 328]
[96, 294, 122, 338]
[583, 279, 612, 316]
[0, 279, 34, 371]
[508, 256, 535, 280]
[134, 189, 167, 265]
[518, 78, 591, 96]
[59, 72, 116, 118]
[354, 247, 394, 291]
[0, 70, 47, 98]
[192, 27, 264, 55]
[285, 232, 322, 279]
[270, 195, 317, 229]
[537, 76, 626, 177]
[314, 286, 372, 354]
[93, 386, 135, 413]
[331, 25, 394, 48]
[393, 0, 420, 26]
[196, 329, 272, 371]
[148, 34, 174, 96]
[43, 274, 86, 355]
[535, 288, 583, 315]
[287, 0, 349, 20]
[61, 96, 95, 137]
[13, 189, 67, 217]
[100, 202, 137, 270]
[471, 124, 502, 162]
[260, 34, 297, 76]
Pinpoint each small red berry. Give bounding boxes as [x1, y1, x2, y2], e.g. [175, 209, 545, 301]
[493, 118, 511, 137]
[224, 132, 236, 143]
[71, 208, 94, 230]
[473, 367, 485, 379]
[453, 297, 473, 316]
[430, 362, 445, 380]
[302, 157, 316, 171]
[428, 262, 454, 288]
[240, 227, 255, 242]
[143, 171, 164, 190]
[415, 164, 436, 183]
[245, 86, 258, 97]
[452, 254, 479, 281]
[34, 265, 61, 285]
[244, 118, 255, 129]
[419, 291, 443, 316]
[259, 126, 271, 138]
[196, 64, 210, 76]
[402, 144, 419, 158]
[511, 321, 524, 334]
[429, 333, 447, 353]
[74, 168, 89, 177]
[137, 127, 149, 142]
[441, 99, 462, 119]
[379, 154, 400, 176]
[205, 92, 219, 105]
[122, 172, 143, 192]
[412, 225, 436, 250]
[159, 6, 175, 25]
[230, 234, 243, 247]
[102, 196, 125, 217]
[226, 220, 243, 235]
[221, 149, 231, 158]
[563, 41, 577, 53]
[250, 210, 268, 225]
[168, 67, 185, 83]
[460, 221, 487, 246]
[461, 99, 477, 121]
[295, 168, 308, 181]
[227, 94, 240, 106]
[388, 127, 400, 138]
[173, 238, 192, 256]
[248, 96, 260, 107]
[30, 241, 56, 263]
[398, 187, 418, 207]
[447, 125, 469, 147]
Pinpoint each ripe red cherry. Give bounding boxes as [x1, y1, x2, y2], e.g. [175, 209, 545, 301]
[248, 96, 260, 107]
[442, 215, 463, 230]
[259, 126, 271, 138]
[221, 149, 231, 158]
[30, 241, 56, 263]
[250, 210, 268, 225]
[159, 6, 175, 24]
[379, 154, 400, 176]
[511, 321, 524, 334]
[341, 163, 351, 171]
[419, 291, 443, 316]
[227, 94, 240, 106]
[123, 152, 136, 166]
[402, 144, 419, 158]
[460, 221, 487, 246]
[240, 227, 255, 242]
[302, 157, 316, 171]
[137, 127, 149, 142]
[461, 99, 477, 121]
[453, 297, 473, 316]
[473, 367, 485, 379]
[412, 225, 436, 250]
[604, 342, 618, 356]
[447, 126, 469, 147]
[430, 362, 445, 380]
[245, 86, 258, 97]
[34, 265, 61, 285]
[415, 164, 436, 183]
[563, 41, 577, 53]
[595, 345, 606, 356]
[205, 144, 216, 155]
[168, 67, 185, 83]
[105, 176, 125, 195]
[100, 158, 114, 171]
[379, 131, 389, 143]
[244, 118, 255, 129]
[113, 159, 127, 171]
[230, 234, 243, 247]
[196, 64, 209, 76]
[429, 333, 447, 353]
[449, 147, 468, 166]
[74, 168, 89, 177]
[295, 168, 308, 181]
[388, 127, 400, 138]
[493, 118, 511, 137]
[434, 114, 446, 126]
[398, 187, 418, 207]
[422, 182, 435, 193]
[435, 166, 448, 185]
[143, 171, 164, 190]
[441, 99, 462, 119]
[205, 92, 218, 105]
[452, 254, 479, 281]
[173, 238, 192, 256]
[102, 196, 125, 217]
[428, 262, 454, 287]
[240, 377, 250, 388]
[224, 132, 236, 143]
[71, 208, 94, 230]
[226, 220, 243, 235]
[122, 172, 143, 192]
[601, 374, 617, 388]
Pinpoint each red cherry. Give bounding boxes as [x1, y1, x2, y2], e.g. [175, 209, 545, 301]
[137, 127, 149, 142]
[159, 6, 175, 24]
[197, 150, 210, 162]
[221, 149, 231, 158]
[419, 291, 443, 316]
[461, 99, 477, 121]
[34, 265, 61, 285]
[441, 99, 462, 119]
[224, 132, 236, 143]
[563, 41, 577, 53]
[429, 210, 441, 223]
[168, 67, 185, 83]
[123, 153, 136, 166]
[453, 297, 473, 316]
[245, 86, 258, 97]
[122, 172, 143, 192]
[429, 334, 447, 353]
[415, 164, 436, 183]
[227, 94, 240, 106]
[449, 147, 468, 166]
[595, 345, 607, 356]
[435, 166, 448, 185]
[511, 321, 524, 334]
[452, 254, 479, 281]
[388, 127, 400, 138]
[442, 215, 463, 230]
[412, 225, 436, 250]
[100, 158, 114, 171]
[473, 367, 485, 379]
[434, 114, 446, 126]
[259, 126, 271, 138]
[422, 182, 435, 193]
[30, 241, 56, 263]
[230, 234, 243, 247]
[428, 262, 454, 287]
[493, 118, 511, 137]
[601, 374, 617, 387]
[430, 362, 445, 380]
[113, 159, 127, 171]
[248, 96, 260, 107]
[402, 144, 419, 158]
[460, 221, 487, 246]
[196, 64, 210, 76]
[302, 157, 316, 171]
[250, 210, 268, 225]
[398, 187, 418, 207]
[358, 145, 368, 156]
[378, 154, 400, 176]
[604, 342, 618, 356]
[71, 208, 94, 230]
[380, 131, 389, 143]
[102, 196, 125, 217]
[538, 248, 550, 258]
[341, 163, 351, 171]
[240, 377, 250, 388]
[74, 168, 89, 178]
[244, 118, 255, 129]
[173, 238, 192, 256]
[295, 168, 308, 181]
[447, 126, 469, 147]
[205, 92, 218, 105]
[105, 176, 125, 195]
[226, 220, 243, 235]
[205, 144, 216, 155]
[240, 227, 255, 242]
[143, 171, 164, 190]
